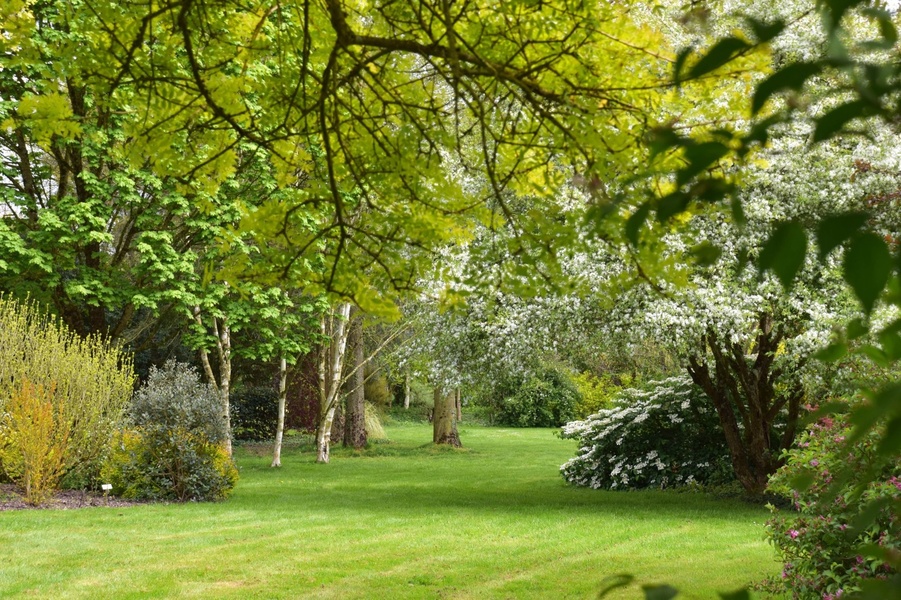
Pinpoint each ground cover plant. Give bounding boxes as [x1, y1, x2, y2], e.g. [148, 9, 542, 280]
[0, 425, 778, 598]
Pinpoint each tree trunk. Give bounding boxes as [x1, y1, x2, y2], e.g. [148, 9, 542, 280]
[271, 356, 288, 468]
[343, 314, 367, 449]
[433, 387, 462, 447]
[404, 371, 411, 410]
[194, 307, 233, 457]
[685, 314, 804, 495]
[315, 303, 353, 463]
[455, 388, 462, 422]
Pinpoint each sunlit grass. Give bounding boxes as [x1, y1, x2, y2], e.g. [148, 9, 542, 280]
[0, 424, 779, 598]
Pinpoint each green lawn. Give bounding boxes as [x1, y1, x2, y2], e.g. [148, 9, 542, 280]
[0, 424, 779, 598]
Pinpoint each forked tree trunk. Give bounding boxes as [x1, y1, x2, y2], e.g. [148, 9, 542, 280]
[271, 356, 288, 467]
[315, 303, 353, 463]
[686, 313, 804, 495]
[433, 387, 462, 447]
[343, 314, 367, 449]
[194, 307, 233, 457]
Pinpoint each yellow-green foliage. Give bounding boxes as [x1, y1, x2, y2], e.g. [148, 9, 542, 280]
[0, 296, 134, 484]
[102, 428, 238, 502]
[364, 371, 392, 408]
[364, 402, 387, 441]
[572, 372, 635, 419]
[0, 379, 71, 505]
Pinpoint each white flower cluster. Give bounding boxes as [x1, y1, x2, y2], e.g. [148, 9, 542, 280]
[561, 376, 733, 490]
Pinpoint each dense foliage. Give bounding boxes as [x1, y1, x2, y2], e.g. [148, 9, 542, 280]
[0, 296, 134, 492]
[560, 376, 734, 490]
[231, 386, 279, 441]
[103, 361, 237, 501]
[495, 366, 580, 428]
[763, 409, 901, 599]
[0, 379, 71, 505]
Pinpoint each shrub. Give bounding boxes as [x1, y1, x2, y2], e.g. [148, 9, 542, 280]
[762, 408, 900, 599]
[0, 379, 71, 505]
[231, 386, 278, 441]
[0, 296, 134, 489]
[103, 361, 237, 501]
[496, 365, 580, 428]
[560, 375, 734, 490]
[571, 371, 635, 419]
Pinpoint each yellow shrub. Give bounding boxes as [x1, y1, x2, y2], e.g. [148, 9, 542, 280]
[0, 379, 71, 505]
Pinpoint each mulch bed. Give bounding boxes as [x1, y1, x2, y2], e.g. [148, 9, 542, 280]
[0, 483, 146, 511]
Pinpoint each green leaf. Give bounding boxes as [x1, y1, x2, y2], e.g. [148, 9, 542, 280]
[877, 415, 901, 455]
[718, 589, 751, 600]
[747, 18, 786, 43]
[758, 221, 808, 289]
[730, 195, 746, 227]
[647, 127, 686, 159]
[814, 342, 848, 362]
[847, 318, 869, 340]
[860, 8, 898, 50]
[817, 211, 868, 259]
[752, 62, 822, 115]
[677, 142, 729, 186]
[688, 37, 751, 80]
[843, 232, 893, 313]
[690, 241, 722, 266]
[597, 574, 634, 598]
[825, 0, 867, 30]
[642, 584, 679, 600]
[790, 470, 816, 492]
[858, 344, 890, 367]
[657, 192, 690, 223]
[878, 330, 901, 361]
[626, 203, 651, 246]
[813, 100, 875, 142]
[673, 47, 693, 85]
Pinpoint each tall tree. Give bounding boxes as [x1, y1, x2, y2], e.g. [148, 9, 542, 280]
[342, 311, 367, 450]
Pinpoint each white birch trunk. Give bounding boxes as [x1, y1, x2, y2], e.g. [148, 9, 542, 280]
[193, 306, 233, 456]
[315, 302, 353, 463]
[271, 356, 288, 468]
[404, 371, 411, 410]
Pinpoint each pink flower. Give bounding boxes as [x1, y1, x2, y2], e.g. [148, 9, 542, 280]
[810, 459, 820, 467]
[789, 529, 800, 539]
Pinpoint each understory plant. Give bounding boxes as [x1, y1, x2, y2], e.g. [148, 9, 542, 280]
[231, 386, 278, 441]
[0, 379, 71, 505]
[0, 296, 134, 495]
[560, 375, 733, 490]
[762, 407, 901, 599]
[103, 361, 238, 501]
[495, 364, 580, 428]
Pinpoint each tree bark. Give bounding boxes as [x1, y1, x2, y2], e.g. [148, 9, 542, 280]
[343, 313, 367, 449]
[194, 306, 233, 457]
[685, 314, 803, 495]
[433, 387, 462, 447]
[455, 388, 462, 422]
[271, 356, 288, 467]
[404, 371, 411, 410]
[315, 303, 353, 463]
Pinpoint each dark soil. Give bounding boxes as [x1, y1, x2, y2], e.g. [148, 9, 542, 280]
[0, 483, 146, 511]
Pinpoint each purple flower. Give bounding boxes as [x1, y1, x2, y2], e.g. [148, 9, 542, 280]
[810, 459, 820, 467]
[789, 529, 800, 539]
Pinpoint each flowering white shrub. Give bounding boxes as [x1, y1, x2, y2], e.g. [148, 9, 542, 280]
[560, 376, 733, 490]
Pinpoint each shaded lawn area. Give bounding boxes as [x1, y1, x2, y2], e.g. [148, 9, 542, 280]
[0, 424, 779, 598]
